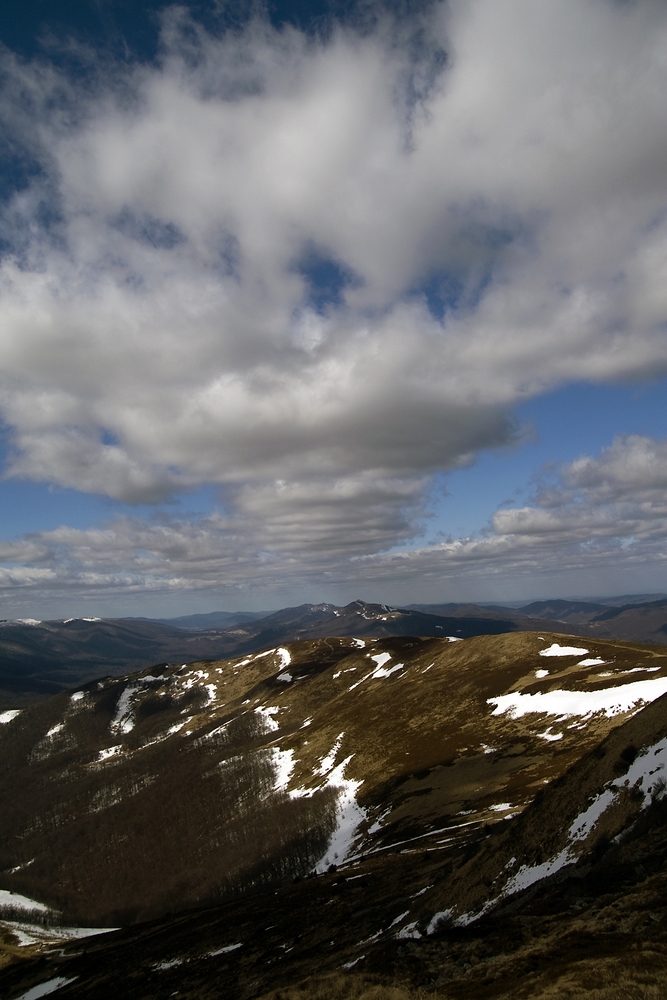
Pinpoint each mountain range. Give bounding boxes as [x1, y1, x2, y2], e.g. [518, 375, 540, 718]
[4, 596, 667, 711]
[1, 625, 667, 997]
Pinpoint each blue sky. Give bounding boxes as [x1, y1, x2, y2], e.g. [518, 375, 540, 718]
[1, 0, 667, 618]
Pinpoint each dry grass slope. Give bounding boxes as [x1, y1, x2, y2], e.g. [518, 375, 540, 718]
[2, 629, 667, 997]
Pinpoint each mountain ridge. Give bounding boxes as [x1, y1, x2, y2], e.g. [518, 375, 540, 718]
[7, 596, 667, 711]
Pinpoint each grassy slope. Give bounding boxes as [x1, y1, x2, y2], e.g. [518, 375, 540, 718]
[1, 631, 667, 995]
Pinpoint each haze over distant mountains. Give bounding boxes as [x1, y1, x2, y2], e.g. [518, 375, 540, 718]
[4, 596, 667, 710]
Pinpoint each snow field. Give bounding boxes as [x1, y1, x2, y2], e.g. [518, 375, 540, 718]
[313, 757, 365, 871]
[488, 675, 667, 720]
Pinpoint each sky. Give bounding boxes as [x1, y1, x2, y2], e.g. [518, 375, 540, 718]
[1, 0, 667, 618]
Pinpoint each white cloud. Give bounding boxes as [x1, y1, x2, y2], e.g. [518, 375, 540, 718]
[1, 2, 667, 605]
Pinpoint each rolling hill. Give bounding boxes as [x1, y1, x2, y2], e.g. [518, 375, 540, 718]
[0, 602, 528, 710]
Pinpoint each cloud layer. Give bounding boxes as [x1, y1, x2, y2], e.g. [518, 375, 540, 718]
[1, 0, 667, 608]
[1, 434, 666, 614]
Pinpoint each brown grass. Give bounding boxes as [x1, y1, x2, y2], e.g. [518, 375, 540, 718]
[257, 973, 444, 1000]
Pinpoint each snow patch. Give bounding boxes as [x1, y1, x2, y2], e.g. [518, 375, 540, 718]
[348, 652, 400, 689]
[155, 958, 182, 970]
[318, 733, 344, 775]
[411, 884, 433, 898]
[389, 910, 410, 928]
[15, 977, 77, 999]
[447, 636, 463, 642]
[276, 647, 291, 669]
[488, 676, 667, 720]
[569, 735, 667, 838]
[535, 669, 549, 679]
[255, 705, 280, 732]
[208, 942, 243, 957]
[110, 684, 142, 734]
[2, 921, 117, 948]
[0, 710, 21, 724]
[367, 808, 391, 835]
[8, 859, 34, 874]
[70, 691, 85, 702]
[536, 730, 563, 742]
[204, 721, 229, 740]
[577, 658, 606, 667]
[314, 755, 366, 871]
[540, 643, 588, 657]
[426, 909, 453, 934]
[277, 671, 293, 683]
[271, 747, 296, 792]
[370, 652, 392, 670]
[396, 921, 421, 940]
[370, 656, 404, 679]
[342, 955, 365, 969]
[0, 889, 50, 914]
[97, 745, 123, 761]
[351, 638, 365, 648]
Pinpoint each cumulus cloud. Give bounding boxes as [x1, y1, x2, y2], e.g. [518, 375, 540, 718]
[368, 434, 667, 589]
[1, 0, 667, 604]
